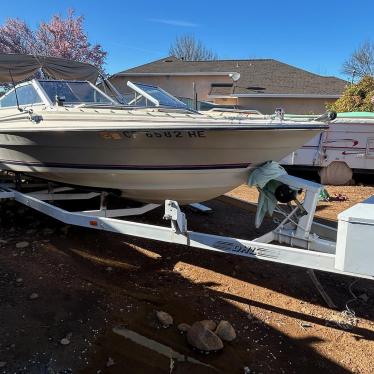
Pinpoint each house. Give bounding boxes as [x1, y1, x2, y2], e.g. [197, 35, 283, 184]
[109, 56, 347, 114]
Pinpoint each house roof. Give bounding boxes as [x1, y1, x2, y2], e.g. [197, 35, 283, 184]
[114, 56, 347, 97]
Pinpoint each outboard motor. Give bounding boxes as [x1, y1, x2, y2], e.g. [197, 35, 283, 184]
[274, 183, 297, 203]
[274, 183, 306, 215]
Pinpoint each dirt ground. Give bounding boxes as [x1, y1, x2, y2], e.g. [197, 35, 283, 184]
[227, 184, 374, 221]
[1, 185, 374, 373]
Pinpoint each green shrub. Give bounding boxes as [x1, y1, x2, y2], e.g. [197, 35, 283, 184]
[327, 76, 374, 112]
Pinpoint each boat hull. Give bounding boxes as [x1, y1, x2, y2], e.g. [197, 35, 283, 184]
[0, 127, 323, 203]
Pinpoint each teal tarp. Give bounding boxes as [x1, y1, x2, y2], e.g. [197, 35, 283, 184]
[283, 112, 374, 121]
[248, 161, 287, 228]
[336, 112, 374, 118]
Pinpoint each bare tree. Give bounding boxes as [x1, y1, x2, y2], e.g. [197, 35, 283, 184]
[342, 41, 374, 80]
[169, 35, 217, 61]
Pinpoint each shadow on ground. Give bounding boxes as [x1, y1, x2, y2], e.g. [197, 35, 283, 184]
[0, 198, 373, 373]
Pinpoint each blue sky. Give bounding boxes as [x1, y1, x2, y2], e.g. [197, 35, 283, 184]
[1, 0, 373, 78]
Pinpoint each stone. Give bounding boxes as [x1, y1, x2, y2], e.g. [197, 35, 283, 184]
[200, 320, 216, 331]
[29, 293, 39, 300]
[177, 323, 190, 332]
[156, 311, 173, 327]
[16, 241, 29, 249]
[16, 278, 23, 283]
[186, 322, 223, 351]
[106, 357, 115, 367]
[215, 320, 236, 342]
[300, 322, 312, 328]
[60, 338, 70, 345]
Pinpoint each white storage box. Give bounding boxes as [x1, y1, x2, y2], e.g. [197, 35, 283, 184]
[336, 195, 374, 276]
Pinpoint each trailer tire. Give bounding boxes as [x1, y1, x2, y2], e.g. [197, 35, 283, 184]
[319, 162, 353, 185]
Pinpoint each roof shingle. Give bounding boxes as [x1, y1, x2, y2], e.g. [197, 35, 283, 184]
[115, 56, 347, 96]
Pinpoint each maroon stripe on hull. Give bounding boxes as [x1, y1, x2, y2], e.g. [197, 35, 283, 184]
[0, 159, 251, 171]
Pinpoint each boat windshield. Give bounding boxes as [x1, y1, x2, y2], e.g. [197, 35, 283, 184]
[39, 80, 113, 105]
[123, 81, 187, 109]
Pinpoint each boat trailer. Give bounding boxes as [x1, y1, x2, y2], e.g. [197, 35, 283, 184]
[0, 174, 373, 281]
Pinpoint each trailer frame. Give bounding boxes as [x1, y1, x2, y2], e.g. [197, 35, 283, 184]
[0, 174, 372, 282]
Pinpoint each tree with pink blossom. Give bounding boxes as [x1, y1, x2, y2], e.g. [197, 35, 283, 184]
[0, 9, 106, 71]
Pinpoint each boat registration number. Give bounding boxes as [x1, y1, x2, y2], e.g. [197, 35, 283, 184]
[125, 130, 206, 138]
[100, 131, 206, 140]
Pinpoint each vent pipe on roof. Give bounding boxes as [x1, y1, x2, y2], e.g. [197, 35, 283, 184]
[229, 72, 240, 82]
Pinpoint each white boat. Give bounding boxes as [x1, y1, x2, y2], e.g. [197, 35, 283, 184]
[280, 112, 374, 184]
[0, 54, 328, 204]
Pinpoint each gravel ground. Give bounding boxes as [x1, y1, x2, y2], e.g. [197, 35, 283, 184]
[0, 185, 374, 373]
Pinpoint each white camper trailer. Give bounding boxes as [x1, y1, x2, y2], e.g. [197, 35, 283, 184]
[281, 112, 374, 185]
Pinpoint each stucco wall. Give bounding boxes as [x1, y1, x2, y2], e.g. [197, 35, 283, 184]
[234, 97, 335, 114]
[214, 97, 334, 114]
[109, 75, 337, 114]
[110, 75, 232, 101]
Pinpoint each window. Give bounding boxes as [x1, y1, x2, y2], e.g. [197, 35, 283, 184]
[39, 81, 113, 105]
[0, 91, 17, 108]
[126, 81, 187, 108]
[17, 85, 42, 106]
[0, 84, 42, 108]
[209, 83, 233, 96]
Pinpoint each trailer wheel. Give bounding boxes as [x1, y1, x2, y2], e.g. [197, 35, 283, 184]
[319, 161, 353, 185]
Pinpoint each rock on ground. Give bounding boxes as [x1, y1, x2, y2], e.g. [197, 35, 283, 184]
[106, 357, 115, 367]
[186, 321, 223, 351]
[60, 338, 70, 345]
[177, 323, 190, 332]
[215, 320, 236, 342]
[200, 320, 216, 331]
[16, 241, 29, 249]
[29, 293, 39, 300]
[156, 311, 173, 327]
